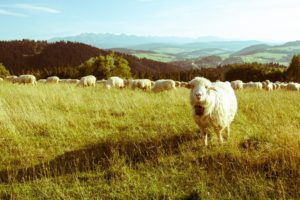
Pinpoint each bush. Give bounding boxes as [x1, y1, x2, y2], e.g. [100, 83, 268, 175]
[0, 63, 10, 77]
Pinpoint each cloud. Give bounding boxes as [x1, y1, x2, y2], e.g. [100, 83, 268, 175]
[0, 9, 27, 17]
[15, 4, 60, 14]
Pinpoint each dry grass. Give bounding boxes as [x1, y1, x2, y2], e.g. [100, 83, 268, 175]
[0, 82, 299, 199]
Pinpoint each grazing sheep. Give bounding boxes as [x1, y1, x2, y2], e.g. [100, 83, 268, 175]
[287, 83, 300, 91]
[230, 80, 243, 90]
[175, 81, 181, 87]
[5, 75, 18, 82]
[152, 79, 176, 92]
[263, 80, 273, 91]
[78, 75, 96, 87]
[105, 76, 124, 89]
[0, 78, 3, 82]
[244, 82, 263, 90]
[67, 79, 80, 84]
[188, 77, 237, 146]
[46, 76, 60, 84]
[126, 79, 152, 90]
[38, 79, 47, 83]
[13, 75, 37, 85]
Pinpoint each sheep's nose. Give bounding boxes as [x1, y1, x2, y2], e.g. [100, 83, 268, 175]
[195, 93, 201, 99]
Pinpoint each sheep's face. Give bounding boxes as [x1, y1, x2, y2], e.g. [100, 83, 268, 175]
[190, 85, 211, 106]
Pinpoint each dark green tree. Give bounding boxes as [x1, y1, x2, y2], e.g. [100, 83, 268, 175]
[286, 55, 300, 82]
[78, 53, 131, 79]
[0, 63, 10, 77]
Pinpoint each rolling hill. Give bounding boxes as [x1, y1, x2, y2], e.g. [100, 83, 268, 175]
[0, 40, 185, 77]
[49, 33, 263, 62]
[232, 41, 300, 65]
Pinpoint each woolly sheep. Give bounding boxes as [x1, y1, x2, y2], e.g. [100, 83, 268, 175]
[0, 78, 3, 82]
[244, 82, 263, 89]
[262, 80, 273, 91]
[13, 75, 37, 85]
[126, 79, 152, 90]
[189, 77, 237, 146]
[287, 83, 300, 91]
[105, 76, 124, 89]
[67, 79, 80, 84]
[46, 76, 60, 83]
[38, 79, 47, 83]
[230, 80, 243, 90]
[78, 75, 96, 87]
[5, 75, 18, 82]
[152, 79, 176, 92]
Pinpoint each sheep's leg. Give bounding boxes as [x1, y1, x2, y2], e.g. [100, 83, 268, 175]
[218, 128, 224, 145]
[204, 132, 208, 146]
[224, 126, 230, 140]
[199, 128, 208, 146]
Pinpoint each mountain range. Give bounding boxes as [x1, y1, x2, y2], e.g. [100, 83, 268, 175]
[49, 33, 300, 67]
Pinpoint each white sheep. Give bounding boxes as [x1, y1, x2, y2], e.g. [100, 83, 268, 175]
[66, 79, 80, 84]
[46, 76, 60, 84]
[0, 78, 3, 82]
[262, 80, 273, 91]
[78, 75, 96, 87]
[38, 79, 47, 83]
[152, 79, 176, 92]
[244, 82, 263, 89]
[105, 76, 124, 89]
[4, 75, 18, 82]
[230, 80, 243, 90]
[13, 75, 37, 85]
[126, 79, 152, 90]
[287, 83, 300, 91]
[189, 77, 237, 146]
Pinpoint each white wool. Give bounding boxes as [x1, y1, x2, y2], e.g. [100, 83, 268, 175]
[127, 79, 152, 90]
[46, 76, 60, 83]
[5, 75, 18, 82]
[106, 76, 124, 89]
[262, 80, 273, 91]
[152, 79, 176, 92]
[78, 75, 96, 87]
[230, 80, 243, 90]
[13, 75, 37, 85]
[189, 77, 237, 146]
[38, 79, 47, 83]
[287, 83, 300, 91]
[244, 82, 263, 89]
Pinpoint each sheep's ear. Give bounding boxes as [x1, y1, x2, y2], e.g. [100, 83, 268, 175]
[208, 87, 217, 91]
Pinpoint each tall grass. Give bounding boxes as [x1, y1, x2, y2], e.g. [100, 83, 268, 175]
[0, 82, 299, 199]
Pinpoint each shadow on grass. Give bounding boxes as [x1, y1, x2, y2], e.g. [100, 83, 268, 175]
[0, 132, 199, 183]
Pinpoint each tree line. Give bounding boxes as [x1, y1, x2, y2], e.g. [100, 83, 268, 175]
[0, 40, 300, 82]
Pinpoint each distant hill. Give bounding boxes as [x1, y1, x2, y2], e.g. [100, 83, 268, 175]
[231, 41, 300, 65]
[0, 40, 184, 77]
[49, 33, 225, 49]
[49, 33, 263, 61]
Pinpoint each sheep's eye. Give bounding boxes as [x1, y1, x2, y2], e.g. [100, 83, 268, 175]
[205, 86, 208, 89]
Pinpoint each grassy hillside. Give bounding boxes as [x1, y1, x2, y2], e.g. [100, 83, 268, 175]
[0, 83, 299, 199]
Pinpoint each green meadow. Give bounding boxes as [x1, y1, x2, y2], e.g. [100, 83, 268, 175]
[0, 82, 299, 199]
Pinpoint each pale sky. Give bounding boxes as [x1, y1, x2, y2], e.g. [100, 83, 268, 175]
[0, 0, 299, 41]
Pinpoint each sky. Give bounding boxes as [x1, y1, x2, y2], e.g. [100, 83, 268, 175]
[0, 0, 300, 41]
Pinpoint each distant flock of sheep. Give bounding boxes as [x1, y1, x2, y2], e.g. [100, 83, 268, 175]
[1, 74, 299, 146]
[2, 74, 300, 92]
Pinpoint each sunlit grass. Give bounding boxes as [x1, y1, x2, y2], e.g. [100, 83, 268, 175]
[0, 82, 299, 199]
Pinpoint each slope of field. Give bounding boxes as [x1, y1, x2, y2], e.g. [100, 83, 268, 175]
[0, 83, 299, 199]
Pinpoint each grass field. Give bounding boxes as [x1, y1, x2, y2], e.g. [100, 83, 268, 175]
[0, 82, 299, 199]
